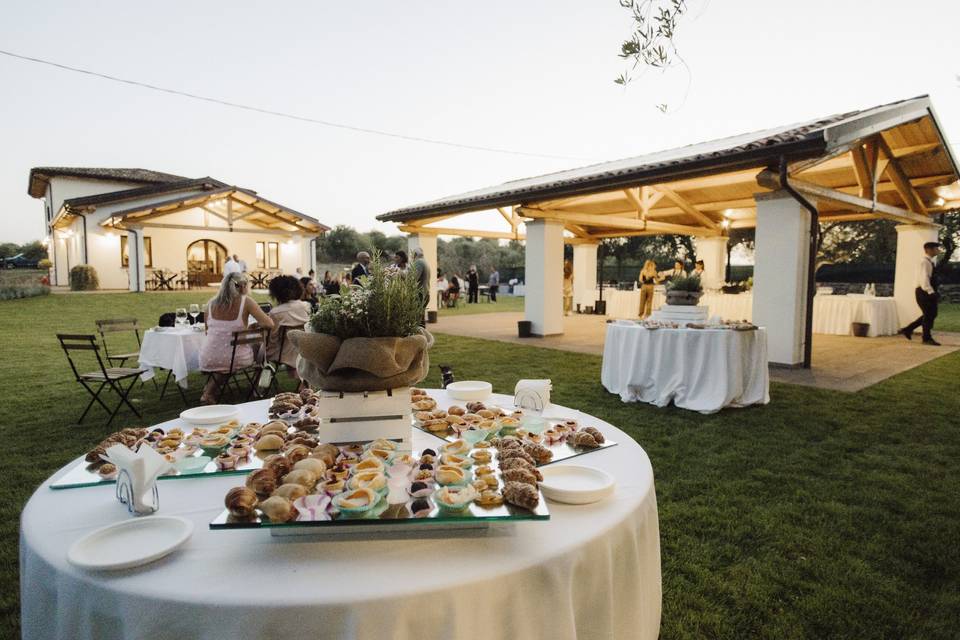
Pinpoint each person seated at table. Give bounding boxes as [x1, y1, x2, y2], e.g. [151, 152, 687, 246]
[437, 272, 450, 306]
[265, 275, 310, 385]
[300, 276, 320, 311]
[447, 274, 462, 307]
[692, 260, 705, 278]
[199, 272, 274, 405]
[638, 260, 660, 318]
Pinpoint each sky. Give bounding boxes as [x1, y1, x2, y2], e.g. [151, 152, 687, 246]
[1, 0, 959, 244]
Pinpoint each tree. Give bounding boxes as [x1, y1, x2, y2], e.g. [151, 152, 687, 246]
[317, 225, 366, 263]
[939, 211, 960, 262]
[616, 0, 690, 91]
[0, 243, 19, 259]
[19, 241, 47, 262]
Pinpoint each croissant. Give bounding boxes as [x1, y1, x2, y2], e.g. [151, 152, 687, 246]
[522, 442, 553, 464]
[283, 444, 311, 464]
[570, 431, 601, 449]
[502, 467, 538, 487]
[262, 454, 292, 479]
[583, 427, 606, 444]
[225, 486, 258, 518]
[259, 495, 297, 522]
[498, 448, 536, 466]
[245, 468, 278, 497]
[272, 483, 308, 501]
[503, 481, 539, 510]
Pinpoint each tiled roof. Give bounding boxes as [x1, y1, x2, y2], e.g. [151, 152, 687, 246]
[28, 167, 186, 198]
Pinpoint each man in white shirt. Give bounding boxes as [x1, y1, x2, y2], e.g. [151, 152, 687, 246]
[899, 241, 942, 345]
[233, 254, 248, 273]
[223, 254, 241, 278]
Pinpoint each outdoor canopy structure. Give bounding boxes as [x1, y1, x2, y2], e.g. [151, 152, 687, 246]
[378, 95, 960, 367]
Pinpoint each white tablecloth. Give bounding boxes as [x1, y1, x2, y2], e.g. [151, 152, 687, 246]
[20, 393, 661, 640]
[812, 295, 899, 337]
[138, 328, 205, 386]
[602, 288, 752, 322]
[601, 322, 770, 413]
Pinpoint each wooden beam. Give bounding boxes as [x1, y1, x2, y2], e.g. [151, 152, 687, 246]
[877, 136, 927, 214]
[115, 222, 297, 235]
[518, 207, 719, 236]
[565, 223, 594, 239]
[652, 186, 720, 229]
[398, 225, 524, 241]
[851, 147, 872, 199]
[407, 212, 462, 227]
[234, 195, 318, 232]
[496, 207, 514, 228]
[756, 169, 935, 226]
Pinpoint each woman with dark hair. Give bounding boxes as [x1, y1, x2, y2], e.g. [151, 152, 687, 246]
[322, 270, 339, 295]
[394, 250, 409, 272]
[266, 275, 310, 382]
[300, 276, 319, 311]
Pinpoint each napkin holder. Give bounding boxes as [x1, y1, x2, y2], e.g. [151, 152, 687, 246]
[106, 445, 170, 516]
[514, 379, 552, 412]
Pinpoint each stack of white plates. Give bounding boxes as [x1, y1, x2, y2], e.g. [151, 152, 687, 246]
[538, 465, 615, 504]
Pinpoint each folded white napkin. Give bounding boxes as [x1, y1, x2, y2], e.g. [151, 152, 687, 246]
[104, 444, 173, 513]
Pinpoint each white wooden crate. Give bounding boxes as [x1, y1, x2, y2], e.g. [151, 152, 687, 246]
[312, 387, 412, 445]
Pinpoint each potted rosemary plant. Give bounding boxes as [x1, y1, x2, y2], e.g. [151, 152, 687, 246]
[287, 256, 433, 392]
[665, 273, 704, 306]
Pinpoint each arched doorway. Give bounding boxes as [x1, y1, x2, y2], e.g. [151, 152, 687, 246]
[187, 239, 228, 285]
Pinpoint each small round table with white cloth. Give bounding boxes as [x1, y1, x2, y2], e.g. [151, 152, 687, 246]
[602, 321, 770, 413]
[20, 392, 661, 640]
[138, 327, 206, 387]
[812, 294, 899, 337]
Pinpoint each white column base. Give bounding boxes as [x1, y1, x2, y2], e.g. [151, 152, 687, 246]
[894, 224, 940, 326]
[694, 236, 728, 290]
[525, 220, 564, 335]
[572, 243, 599, 310]
[752, 192, 813, 366]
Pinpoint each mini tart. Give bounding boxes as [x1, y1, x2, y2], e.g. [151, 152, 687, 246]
[321, 478, 345, 494]
[392, 453, 417, 467]
[354, 457, 385, 474]
[414, 469, 434, 481]
[476, 409, 496, 420]
[328, 463, 351, 480]
[473, 440, 492, 449]
[409, 498, 432, 518]
[341, 444, 365, 459]
[447, 405, 466, 416]
[561, 419, 579, 431]
[482, 474, 499, 489]
[414, 411, 434, 422]
[435, 464, 466, 486]
[497, 417, 521, 428]
[440, 453, 473, 469]
[434, 485, 479, 510]
[97, 463, 118, 479]
[368, 438, 399, 451]
[474, 465, 494, 476]
[440, 439, 471, 456]
[348, 470, 387, 492]
[333, 488, 380, 514]
[470, 450, 492, 464]
[542, 428, 564, 444]
[422, 419, 449, 433]
[407, 481, 433, 498]
[215, 452, 237, 471]
[201, 434, 230, 448]
[476, 490, 504, 507]
[363, 448, 394, 463]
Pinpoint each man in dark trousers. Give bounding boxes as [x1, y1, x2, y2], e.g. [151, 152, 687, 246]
[488, 266, 500, 302]
[467, 265, 479, 304]
[351, 251, 371, 285]
[899, 241, 942, 346]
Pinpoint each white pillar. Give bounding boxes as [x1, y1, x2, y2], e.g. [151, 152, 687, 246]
[752, 192, 813, 366]
[407, 232, 438, 313]
[572, 243, 599, 310]
[694, 236, 728, 290]
[525, 219, 564, 335]
[894, 224, 940, 327]
[127, 228, 146, 292]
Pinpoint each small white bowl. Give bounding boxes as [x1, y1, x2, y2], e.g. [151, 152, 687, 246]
[445, 381, 492, 401]
[539, 465, 615, 505]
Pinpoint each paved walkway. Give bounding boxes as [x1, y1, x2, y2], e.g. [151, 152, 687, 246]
[431, 312, 959, 392]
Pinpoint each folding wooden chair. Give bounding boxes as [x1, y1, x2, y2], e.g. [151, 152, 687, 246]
[203, 328, 269, 403]
[266, 324, 305, 395]
[58, 334, 143, 426]
[95, 318, 143, 367]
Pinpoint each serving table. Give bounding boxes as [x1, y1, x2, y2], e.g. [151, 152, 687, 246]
[20, 392, 661, 640]
[138, 327, 205, 388]
[601, 321, 769, 413]
[812, 294, 898, 337]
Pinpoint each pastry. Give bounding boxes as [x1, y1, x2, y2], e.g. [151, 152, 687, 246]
[422, 419, 449, 433]
[334, 488, 379, 511]
[421, 448, 437, 458]
[447, 405, 465, 416]
[465, 401, 486, 413]
[341, 444, 365, 459]
[215, 451, 237, 471]
[499, 448, 536, 466]
[471, 450, 492, 464]
[354, 457, 385, 473]
[321, 478, 345, 494]
[497, 436, 523, 450]
[560, 419, 579, 432]
[542, 428, 563, 444]
[445, 414, 466, 426]
[502, 467, 538, 487]
[440, 439, 470, 456]
[571, 431, 601, 449]
[522, 442, 553, 464]
[435, 464, 466, 485]
[262, 454, 292, 478]
[369, 438, 399, 451]
[440, 453, 472, 469]
[475, 465, 494, 476]
[97, 462, 117, 479]
[583, 426, 605, 444]
[476, 490, 504, 507]
[201, 434, 230, 449]
[461, 413, 481, 424]
[328, 462, 351, 480]
[407, 481, 432, 497]
[260, 421, 288, 436]
[348, 470, 387, 492]
[225, 486, 258, 518]
[364, 448, 393, 463]
[472, 479, 488, 492]
[272, 483, 308, 501]
[503, 481, 539, 510]
[259, 495, 297, 522]
[430, 410, 448, 420]
[393, 453, 417, 467]
[293, 457, 326, 477]
[245, 468, 278, 497]
[409, 498, 432, 518]
[414, 469, 434, 481]
[283, 444, 311, 463]
[411, 388, 427, 397]
[253, 433, 285, 451]
[412, 398, 437, 411]
[482, 473, 499, 489]
[228, 443, 251, 459]
[476, 409, 496, 420]
[434, 485, 479, 510]
[414, 411, 434, 422]
[311, 443, 340, 467]
[283, 469, 319, 490]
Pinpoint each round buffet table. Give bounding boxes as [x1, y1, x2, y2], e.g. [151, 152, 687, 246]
[138, 327, 205, 386]
[20, 391, 661, 640]
[602, 321, 770, 413]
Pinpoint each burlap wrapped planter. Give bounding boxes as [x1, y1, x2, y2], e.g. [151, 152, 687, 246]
[287, 328, 434, 392]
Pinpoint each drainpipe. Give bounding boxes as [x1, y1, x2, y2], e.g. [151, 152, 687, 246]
[81, 214, 89, 264]
[129, 228, 141, 292]
[777, 156, 819, 369]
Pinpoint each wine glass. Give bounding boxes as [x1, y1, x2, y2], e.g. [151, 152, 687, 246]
[189, 303, 200, 325]
[175, 308, 188, 328]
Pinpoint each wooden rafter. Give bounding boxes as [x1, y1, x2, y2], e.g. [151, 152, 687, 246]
[652, 186, 719, 229]
[518, 207, 720, 236]
[877, 135, 927, 214]
[398, 225, 525, 241]
[565, 223, 593, 239]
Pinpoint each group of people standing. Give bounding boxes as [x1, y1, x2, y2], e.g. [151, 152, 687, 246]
[436, 265, 500, 307]
[637, 258, 705, 318]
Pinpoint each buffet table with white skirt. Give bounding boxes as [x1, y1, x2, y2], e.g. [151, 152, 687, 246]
[812, 295, 898, 337]
[601, 321, 769, 413]
[20, 392, 661, 640]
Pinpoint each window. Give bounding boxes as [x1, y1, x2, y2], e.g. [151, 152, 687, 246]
[256, 242, 266, 269]
[121, 235, 153, 268]
[267, 242, 279, 269]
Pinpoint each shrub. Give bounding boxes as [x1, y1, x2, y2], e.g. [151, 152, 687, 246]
[310, 256, 423, 339]
[0, 285, 50, 301]
[69, 264, 99, 291]
[666, 273, 703, 292]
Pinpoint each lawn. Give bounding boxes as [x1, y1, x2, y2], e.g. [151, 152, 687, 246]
[436, 292, 524, 316]
[2, 292, 959, 639]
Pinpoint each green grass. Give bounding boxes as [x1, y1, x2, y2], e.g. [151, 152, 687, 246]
[937, 302, 960, 332]
[436, 293, 524, 316]
[1, 292, 959, 638]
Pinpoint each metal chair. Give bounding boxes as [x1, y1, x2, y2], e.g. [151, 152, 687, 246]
[266, 323, 305, 395]
[58, 334, 143, 426]
[95, 318, 143, 367]
[202, 327, 269, 403]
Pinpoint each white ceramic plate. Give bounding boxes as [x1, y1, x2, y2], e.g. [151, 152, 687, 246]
[179, 404, 239, 425]
[445, 381, 492, 401]
[67, 516, 194, 571]
[539, 465, 615, 505]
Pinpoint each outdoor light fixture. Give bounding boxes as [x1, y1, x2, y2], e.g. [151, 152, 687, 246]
[721, 219, 731, 229]
[932, 197, 945, 207]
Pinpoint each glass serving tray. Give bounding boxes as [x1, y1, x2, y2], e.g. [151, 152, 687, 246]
[210, 446, 550, 533]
